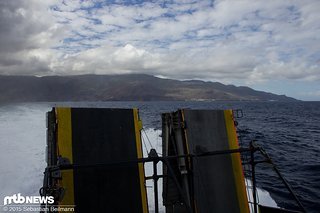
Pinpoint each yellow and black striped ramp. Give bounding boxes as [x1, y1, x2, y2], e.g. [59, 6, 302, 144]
[182, 109, 249, 213]
[52, 108, 148, 213]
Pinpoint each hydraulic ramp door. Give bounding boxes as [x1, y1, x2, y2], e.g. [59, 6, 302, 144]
[162, 109, 249, 213]
[44, 108, 148, 213]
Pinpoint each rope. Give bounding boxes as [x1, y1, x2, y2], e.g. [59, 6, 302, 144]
[142, 128, 154, 149]
[141, 132, 149, 156]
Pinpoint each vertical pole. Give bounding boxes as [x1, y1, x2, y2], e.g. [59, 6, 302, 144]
[153, 160, 159, 213]
[250, 142, 257, 213]
[173, 111, 191, 207]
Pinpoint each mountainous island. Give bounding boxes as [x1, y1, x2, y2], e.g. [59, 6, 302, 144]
[0, 74, 296, 102]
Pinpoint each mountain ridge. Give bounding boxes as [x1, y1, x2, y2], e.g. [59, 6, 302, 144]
[0, 74, 297, 102]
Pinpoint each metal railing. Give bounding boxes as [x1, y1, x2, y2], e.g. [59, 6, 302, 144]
[40, 144, 305, 213]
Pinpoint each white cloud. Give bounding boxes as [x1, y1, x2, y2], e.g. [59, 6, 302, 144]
[0, 0, 319, 91]
[249, 60, 320, 84]
[301, 90, 320, 97]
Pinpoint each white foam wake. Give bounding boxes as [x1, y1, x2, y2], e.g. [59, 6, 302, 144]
[0, 104, 48, 205]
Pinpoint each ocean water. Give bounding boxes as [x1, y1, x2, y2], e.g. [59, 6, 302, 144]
[0, 101, 319, 212]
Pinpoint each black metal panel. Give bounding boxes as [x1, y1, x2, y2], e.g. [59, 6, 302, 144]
[183, 110, 241, 213]
[71, 108, 143, 213]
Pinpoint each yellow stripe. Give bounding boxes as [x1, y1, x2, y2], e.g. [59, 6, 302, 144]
[133, 109, 148, 213]
[224, 110, 250, 213]
[56, 108, 74, 211]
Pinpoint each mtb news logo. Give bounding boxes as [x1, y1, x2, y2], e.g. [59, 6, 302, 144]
[3, 193, 54, 205]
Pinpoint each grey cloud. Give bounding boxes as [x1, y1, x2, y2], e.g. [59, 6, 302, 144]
[0, 1, 48, 53]
[0, 0, 319, 86]
[0, 0, 64, 73]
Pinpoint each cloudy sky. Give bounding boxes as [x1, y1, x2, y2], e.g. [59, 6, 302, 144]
[0, 0, 319, 100]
